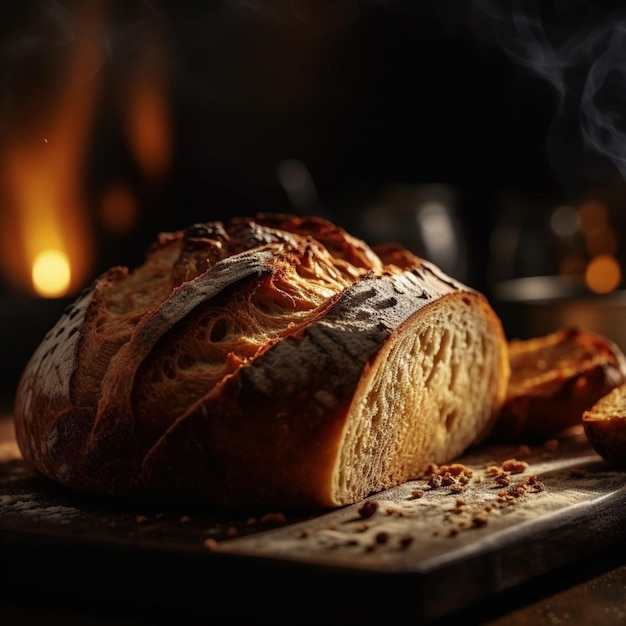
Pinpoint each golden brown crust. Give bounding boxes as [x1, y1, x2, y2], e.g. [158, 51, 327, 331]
[583, 384, 626, 468]
[13, 213, 510, 508]
[492, 327, 626, 442]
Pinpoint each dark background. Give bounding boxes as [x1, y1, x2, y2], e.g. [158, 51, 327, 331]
[2, 0, 626, 395]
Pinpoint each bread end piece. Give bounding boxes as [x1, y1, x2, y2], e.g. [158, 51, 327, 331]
[583, 384, 626, 468]
[493, 327, 626, 443]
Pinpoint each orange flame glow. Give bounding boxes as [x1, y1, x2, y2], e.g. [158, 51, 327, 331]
[124, 26, 172, 181]
[0, 4, 103, 298]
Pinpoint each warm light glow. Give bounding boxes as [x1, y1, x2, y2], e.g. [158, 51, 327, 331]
[551, 204, 578, 237]
[32, 250, 71, 298]
[578, 199, 609, 234]
[125, 29, 171, 180]
[585, 254, 622, 294]
[100, 183, 139, 235]
[0, 3, 101, 296]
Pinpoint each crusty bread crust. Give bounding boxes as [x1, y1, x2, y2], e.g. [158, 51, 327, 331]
[14, 214, 510, 508]
[493, 327, 626, 442]
[583, 384, 626, 468]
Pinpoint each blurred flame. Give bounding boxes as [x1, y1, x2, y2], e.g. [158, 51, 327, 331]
[124, 27, 171, 180]
[574, 199, 622, 294]
[32, 250, 71, 298]
[99, 183, 139, 236]
[0, 3, 103, 298]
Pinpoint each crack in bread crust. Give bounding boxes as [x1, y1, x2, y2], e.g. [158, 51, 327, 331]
[13, 214, 510, 508]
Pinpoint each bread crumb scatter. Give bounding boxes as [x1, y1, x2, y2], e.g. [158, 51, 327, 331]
[358, 499, 379, 518]
[497, 474, 545, 503]
[272, 449, 552, 551]
[180, 515, 192, 523]
[425, 463, 473, 493]
[502, 458, 529, 474]
[524, 475, 545, 493]
[494, 474, 510, 487]
[385, 506, 411, 517]
[136, 515, 149, 524]
[428, 475, 443, 489]
[450, 484, 468, 494]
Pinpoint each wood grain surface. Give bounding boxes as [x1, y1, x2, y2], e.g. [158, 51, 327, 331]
[2, 414, 626, 625]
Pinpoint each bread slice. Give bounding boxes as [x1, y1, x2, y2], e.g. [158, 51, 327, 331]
[493, 327, 626, 442]
[13, 213, 510, 508]
[583, 385, 626, 468]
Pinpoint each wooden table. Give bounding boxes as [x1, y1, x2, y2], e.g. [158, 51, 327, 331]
[2, 413, 626, 625]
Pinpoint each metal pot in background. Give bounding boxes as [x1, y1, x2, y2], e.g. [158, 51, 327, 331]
[493, 275, 626, 352]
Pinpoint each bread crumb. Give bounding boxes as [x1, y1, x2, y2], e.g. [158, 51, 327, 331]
[136, 515, 149, 524]
[226, 525, 239, 537]
[203, 538, 219, 551]
[494, 474, 510, 487]
[358, 499, 379, 519]
[375, 531, 389, 545]
[261, 512, 287, 524]
[180, 515, 192, 523]
[543, 439, 560, 454]
[385, 506, 411, 517]
[471, 512, 489, 528]
[502, 458, 529, 474]
[428, 474, 443, 489]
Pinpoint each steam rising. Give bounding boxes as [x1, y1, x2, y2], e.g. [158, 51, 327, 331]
[474, 0, 626, 187]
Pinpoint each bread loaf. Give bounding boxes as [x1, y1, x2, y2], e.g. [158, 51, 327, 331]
[13, 213, 510, 508]
[583, 384, 626, 468]
[493, 327, 626, 442]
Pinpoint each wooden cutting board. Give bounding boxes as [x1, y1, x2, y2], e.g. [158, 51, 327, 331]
[2, 414, 626, 625]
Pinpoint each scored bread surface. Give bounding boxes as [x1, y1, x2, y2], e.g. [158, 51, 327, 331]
[14, 214, 510, 508]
